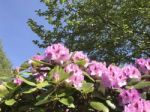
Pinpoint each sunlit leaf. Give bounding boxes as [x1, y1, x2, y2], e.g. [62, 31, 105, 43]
[5, 99, 16, 106]
[81, 82, 94, 93]
[90, 101, 109, 112]
[59, 96, 75, 108]
[18, 75, 36, 86]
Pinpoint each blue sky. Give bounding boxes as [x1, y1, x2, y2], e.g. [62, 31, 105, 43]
[0, 0, 48, 67]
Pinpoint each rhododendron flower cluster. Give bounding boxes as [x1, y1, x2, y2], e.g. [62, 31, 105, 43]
[136, 58, 150, 74]
[122, 65, 141, 80]
[87, 61, 106, 77]
[32, 55, 44, 61]
[119, 89, 140, 106]
[72, 51, 89, 64]
[65, 64, 84, 89]
[45, 43, 70, 64]
[102, 65, 127, 88]
[119, 89, 150, 112]
[6, 43, 149, 112]
[124, 99, 150, 112]
[33, 72, 47, 82]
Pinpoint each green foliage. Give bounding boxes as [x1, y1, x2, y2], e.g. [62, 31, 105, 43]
[0, 42, 12, 82]
[28, 0, 150, 64]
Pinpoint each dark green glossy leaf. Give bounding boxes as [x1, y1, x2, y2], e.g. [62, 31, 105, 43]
[133, 81, 150, 89]
[127, 78, 139, 86]
[35, 94, 50, 106]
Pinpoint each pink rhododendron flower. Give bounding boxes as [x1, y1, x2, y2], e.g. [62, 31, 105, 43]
[34, 72, 47, 82]
[136, 58, 147, 67]
[72, 51, 89, 64]
[65, 63, 81, 74]
[136, 58, 150, 74]
[65, 64, 84, 89]
[145, 58, 150, 71]
[136, 58, 148, 74]
[66, 72, 84, 89]
[35, 75, 44, 82]
[87, 61, 107, 77]
[122, 65, 141, 80]
[119, 89, 140, 106]
[102, 65, 127, 88]
[32, 55, 44, 61]
[13, 78, 23, 85]
[124, 99, 150, 112]
[45, 43, 70, 63]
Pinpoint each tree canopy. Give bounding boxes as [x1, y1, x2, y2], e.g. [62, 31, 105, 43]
[0, 42, 12, 82]
[28, 0, 150, 64]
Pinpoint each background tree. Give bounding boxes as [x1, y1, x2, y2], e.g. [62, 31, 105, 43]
[0, 41, 12, 82]
[28, 0, 150, 64]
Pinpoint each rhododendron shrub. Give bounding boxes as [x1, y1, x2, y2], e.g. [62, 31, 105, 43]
[0, 43, 150, 112]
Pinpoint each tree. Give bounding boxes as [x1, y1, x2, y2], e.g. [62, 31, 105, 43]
[28, 0, 150, 64]
[0, 42, 12, 82]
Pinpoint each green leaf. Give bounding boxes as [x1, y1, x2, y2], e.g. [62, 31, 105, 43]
[90, 101, 109, 112]
[43, 0, 50, 4]
[60, 0, 66, 4]
[18, 75, 36, 86]
[5, 99, 16, 106]
[23, 88, 37, 94]
[56, 66, 70, 82]
[83, 72, 95, 82]
[36, 81, 49, 89]
[106, 100, 116, 110]
[48, 66, 70, 83]
[20, 61, 30, 71]
[3, 82, 17, 90]
[141, 74, 150, 79]
[133, 81, 150, 89]
[32, 60, 52, 66]
[35, 94, 50, 106]
[81, 82, 94, 93]
[75, 60, 86, 66]
[57, 88, 75, 98]
[0, 84, 9, 98]
[59, 96, 75, 108]
[98, 82, 106, 95]
[127, 78, 139, 86]
[48, 17, 53, 24]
